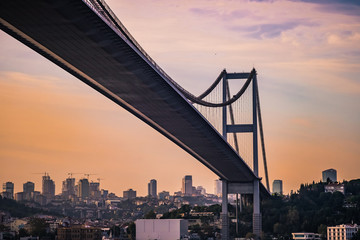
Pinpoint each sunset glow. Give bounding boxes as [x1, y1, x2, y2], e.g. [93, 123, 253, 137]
[1, 0, 359, 196]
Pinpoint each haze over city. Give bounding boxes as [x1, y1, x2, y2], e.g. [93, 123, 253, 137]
[1, 0, 360, 197]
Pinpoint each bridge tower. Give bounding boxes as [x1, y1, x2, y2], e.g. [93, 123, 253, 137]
[220, 69, 263, 239]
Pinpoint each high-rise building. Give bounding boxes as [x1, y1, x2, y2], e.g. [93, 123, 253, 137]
[23, 181, 35, 201]
[2, 182, 14, 199]
[23, 181, 35, 193]
[322, 169, 337, 182]
[78, 179, 89, 199]
[148, 179, 157, 198]
[89, 182, 101, 199]
[123, 189, 136, 199]
[62, 177, 75, 199]
[272, 180, 283, 195]
[42, 174, 55, 199]
[182, 175, 192, 196]
[214, 179, 222, 197]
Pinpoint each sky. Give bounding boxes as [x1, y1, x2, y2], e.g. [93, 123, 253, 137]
[0, 0, 359, 197]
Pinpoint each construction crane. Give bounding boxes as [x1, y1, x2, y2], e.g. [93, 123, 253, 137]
[32, 172, 49, 177]
[67, 173, 82, 178]
[97, 178, 105, 185]
[84, 173, 97, 179]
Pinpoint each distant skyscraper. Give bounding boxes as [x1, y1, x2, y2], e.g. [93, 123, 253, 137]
[148, 179, 157, 198]
[2, 182, 14, 199]
[272, 180, 283, 195]
[89, 182, 101, 199]
[78, 178, 89, 199]
[182, 175, 193, 196]
[123, 189, 136, 199]
[214, 179, 222, 197]
[23, 181, 35, 193]
[23, 181, 35, 201]
[42, 174, 55, 199]
[322, 169, 337, 182]
[62, 177, 75, 199]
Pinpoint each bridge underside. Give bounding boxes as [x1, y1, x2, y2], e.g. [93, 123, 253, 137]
[0, 0, 268, 193]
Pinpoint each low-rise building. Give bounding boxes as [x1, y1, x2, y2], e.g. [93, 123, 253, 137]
[327, 224, 359, 240]
[136, 219, 188, 240]
[292, 232, 321, 240]
[57, 225, 102, 240]
[325, 183, 345, 194]
[9, 219, 27, 233]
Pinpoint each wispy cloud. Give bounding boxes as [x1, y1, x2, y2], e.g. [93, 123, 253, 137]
[232, 21, 317, 39]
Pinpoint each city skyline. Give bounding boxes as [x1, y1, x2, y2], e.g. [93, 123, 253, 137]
[1, 173, 216, 197]
[1, 0, 360, 196]
[0, 169, 350, 198]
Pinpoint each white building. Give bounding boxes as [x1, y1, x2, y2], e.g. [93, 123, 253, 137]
[327, 224, 359, 240]
[292, 233, 321, 240]
[135, 219, 188, 240]
[325, 183, 345, 194]
[214, 179, 222, 197]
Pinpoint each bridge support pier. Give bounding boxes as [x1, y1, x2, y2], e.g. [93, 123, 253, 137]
[253, 179, 262, 237]
[221, 180, 229, 240]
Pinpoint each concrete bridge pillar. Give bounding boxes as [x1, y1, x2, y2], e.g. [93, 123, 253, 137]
[221, 179, 229, 240]
[253, 179, 262, 237]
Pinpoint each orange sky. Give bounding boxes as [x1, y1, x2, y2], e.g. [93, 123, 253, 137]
[1, 0, 359, 196]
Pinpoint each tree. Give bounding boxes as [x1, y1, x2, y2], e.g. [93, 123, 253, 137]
[352, 230, 360, 240]
[18, 228, 29, 238]
[144, 210, 156, 219]
[111, 225, 121, 237]
[287, 208, 299, 226]
[0, 224, 10, 232]
[318, 224, 327, 240]
[28, 218, 48, 237]
[273, 222, 285, 235]
[126, 222, 135, 240]
[245, 232, 255, 239]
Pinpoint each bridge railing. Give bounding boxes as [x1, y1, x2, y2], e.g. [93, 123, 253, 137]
[82, 0, 193, 100]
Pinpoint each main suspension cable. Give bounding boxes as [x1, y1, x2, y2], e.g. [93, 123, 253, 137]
[178, 69, 255, 107]
[256, 79, 270, 192]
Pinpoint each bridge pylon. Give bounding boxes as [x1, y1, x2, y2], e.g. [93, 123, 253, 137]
[220, 69, 262, 239]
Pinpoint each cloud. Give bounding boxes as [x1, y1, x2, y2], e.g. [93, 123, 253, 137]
[291, 0, 360, 16]
[318, 3, 360, 16]
[189, 8, 218, 17]
[293, 0, 360, 6]
[232, 21, 317, 39]
[189, 7, 251, 21]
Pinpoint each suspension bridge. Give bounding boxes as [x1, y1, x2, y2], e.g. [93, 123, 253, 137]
[0, 0, 270, 238]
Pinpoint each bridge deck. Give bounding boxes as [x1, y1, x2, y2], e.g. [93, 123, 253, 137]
[0, 0, 267, 187]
